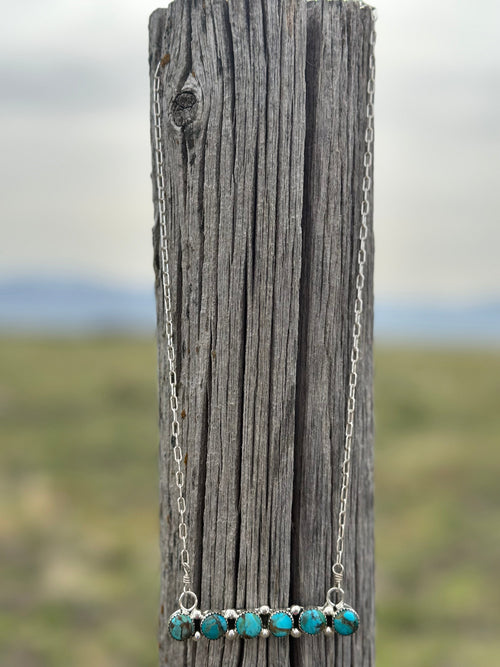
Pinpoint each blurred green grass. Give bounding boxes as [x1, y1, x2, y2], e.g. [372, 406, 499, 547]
[375, 347, 500, 666]
[0, 337, 499, 666]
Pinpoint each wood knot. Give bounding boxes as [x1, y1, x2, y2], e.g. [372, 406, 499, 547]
[171, 91, 198, 128]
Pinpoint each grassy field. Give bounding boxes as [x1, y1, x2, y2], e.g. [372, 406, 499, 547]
[0, 338, 499, 666]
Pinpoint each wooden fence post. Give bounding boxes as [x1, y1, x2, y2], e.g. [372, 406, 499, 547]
[149, 1, 375, 665]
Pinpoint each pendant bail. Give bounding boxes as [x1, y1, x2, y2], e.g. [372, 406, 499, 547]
[326, 586, 345, 609]
[178, 590, 198, 614]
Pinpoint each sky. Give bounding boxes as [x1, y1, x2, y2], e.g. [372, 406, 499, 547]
[1, 0, 499, 304]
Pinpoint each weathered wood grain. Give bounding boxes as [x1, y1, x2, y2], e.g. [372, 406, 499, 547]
[149, 1, 374, 665]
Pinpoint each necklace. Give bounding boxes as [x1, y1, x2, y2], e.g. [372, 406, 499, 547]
[152, 1, 376, 643]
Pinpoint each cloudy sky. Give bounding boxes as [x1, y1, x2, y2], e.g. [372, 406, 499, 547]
[1, 0, 499, 303]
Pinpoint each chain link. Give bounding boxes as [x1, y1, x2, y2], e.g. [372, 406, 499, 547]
[333, 4, 377, 590]
[153, 62, 193, 600]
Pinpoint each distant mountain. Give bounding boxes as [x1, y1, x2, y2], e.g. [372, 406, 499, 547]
[375, 301, 500, 345]
[0, 278, 156, 334]
[0, 278, 499, 344]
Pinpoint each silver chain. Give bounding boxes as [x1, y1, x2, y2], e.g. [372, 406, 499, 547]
[153, 62, 194, 608]
[152, 1, 376, 611]
[333, 4, 377, 593]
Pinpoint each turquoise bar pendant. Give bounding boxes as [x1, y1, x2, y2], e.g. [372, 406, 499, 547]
[201, 612, 228, 640]
[298, 608, 327, 635]
[168, 612, 195, 641]
[168, 603, 359, 641]
[269, 610, 294, 637]
[235, 611, 262, 638]
[333, 608, 360, 636]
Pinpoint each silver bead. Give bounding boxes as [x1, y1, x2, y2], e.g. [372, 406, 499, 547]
[227, 629, 237, 640]
[193, 631, 202, 641]
[259, 605, 271, 615]
[324, 627, 334, 637]
[323, 605, 335, 617]
[290, 605, 302, 616]
[191, 609, 202, 620]
[260, 628, 270, 638]
[224, 609, 238, 620]
[291, 628, 301, 638]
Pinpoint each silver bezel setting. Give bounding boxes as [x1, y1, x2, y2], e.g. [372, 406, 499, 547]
[298, 607, 328, 636]
[333, 605, 360, 636]
[168, 610, 195, 641]
[200, 611, 228, 641]
[268, 609, 294, 638]
[234, 610, 263, 639]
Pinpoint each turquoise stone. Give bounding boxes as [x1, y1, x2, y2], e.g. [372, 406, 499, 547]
[201, 613, 228, 640]
[236, 612, 262, 638]
[299, 608, 327, 635]
[168, 612, 194, 641]
[269, 611, 293, 637]
[334, 608, 359, 636]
